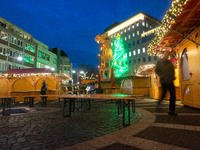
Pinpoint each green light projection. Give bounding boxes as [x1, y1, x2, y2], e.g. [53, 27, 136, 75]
[112, 34, 128, 77]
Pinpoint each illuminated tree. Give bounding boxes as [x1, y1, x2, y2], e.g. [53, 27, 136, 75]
[112, 34, 128, 77]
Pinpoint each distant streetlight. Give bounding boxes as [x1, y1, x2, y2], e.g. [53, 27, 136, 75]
[17, 56, 22, 61]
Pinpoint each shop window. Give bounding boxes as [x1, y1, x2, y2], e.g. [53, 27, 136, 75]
[181, 48, 190, 81]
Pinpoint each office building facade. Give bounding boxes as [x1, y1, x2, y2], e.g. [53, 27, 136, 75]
[0, 16, 36, 73]
[95, 12, 161, 79]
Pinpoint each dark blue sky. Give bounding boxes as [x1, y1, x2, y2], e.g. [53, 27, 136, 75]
[1, 0, 172, 69]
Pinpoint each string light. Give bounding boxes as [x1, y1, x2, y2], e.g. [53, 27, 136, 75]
[147, 0, 188, 57]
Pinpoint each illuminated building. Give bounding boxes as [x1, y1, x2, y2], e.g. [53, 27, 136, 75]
[95, 12, 161, 79]
[33, 38, 57, 72]
[0, 16, 36, 73]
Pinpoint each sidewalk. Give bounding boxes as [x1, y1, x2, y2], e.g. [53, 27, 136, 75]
[0, 99, 200, 150]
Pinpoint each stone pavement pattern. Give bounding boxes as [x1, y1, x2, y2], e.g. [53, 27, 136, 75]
[1, 99, 200, 150]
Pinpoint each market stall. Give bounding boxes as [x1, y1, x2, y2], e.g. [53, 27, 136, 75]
[0, 68, 72, 102]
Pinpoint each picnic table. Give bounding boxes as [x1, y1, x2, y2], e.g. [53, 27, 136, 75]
[0, 96, 16, 116]
[59, 94, 144, 127]
[22, 96, 36, 107]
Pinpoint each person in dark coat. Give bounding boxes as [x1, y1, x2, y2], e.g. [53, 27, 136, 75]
[155, 50, 177, 116]
[40, 80, 47, 106]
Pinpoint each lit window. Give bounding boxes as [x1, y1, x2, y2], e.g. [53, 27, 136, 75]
[138, 49, 140, 54]
[111, 42, 113, 46]
[142, 22, 145, 26]
[128, 26, 130, 30]
[129, 52, 131, 57]
[20, 32, 23, 38]
[121, 30, 123, 34]
[136, 22, 139, 26]
[30, 56, 34, 64]
[132, 24, 134, 28]
[125, 53, 127, 57]
[25, 44, 30, 51]
[133, 50, 136, 55]
[11, 36, 17, 44]
[143, 30, 145, 33]
[124, 28, 126, 32]
[30, 46, 35, 52]
[128, 35, 131, 39]
[143, 47, 145, 53]
[24, 35, 27, 39]
[24, 55, 29, 62]
[137, 31, 139, 35]
[125, 37, 127, 41]
[1, 31, 8, 41]
[150, 26, 151, 29]
[38, 51, 42, 57]
[132, 33, 135, 37]
[146, 23, 148, 27]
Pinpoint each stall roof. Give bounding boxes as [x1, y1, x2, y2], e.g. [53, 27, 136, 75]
[149, 0, 200, 54]
[1, 68, 54, 74]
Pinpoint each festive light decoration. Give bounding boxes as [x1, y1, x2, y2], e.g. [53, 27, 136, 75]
[147, 0, 188, 57]
[136, 64, 155, 77]
[112, 34, 128, 77]
[0, 72, 72, 80]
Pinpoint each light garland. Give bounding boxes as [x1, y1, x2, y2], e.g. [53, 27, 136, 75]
[135, 64, 155, 77]
[0, 73, 72, 80]
[147, 0, 188, 57]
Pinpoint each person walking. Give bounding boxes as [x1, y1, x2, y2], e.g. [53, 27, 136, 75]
[155, 50, 177, 115]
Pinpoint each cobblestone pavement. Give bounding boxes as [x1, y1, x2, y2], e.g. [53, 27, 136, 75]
[1, 98, 200, 150]
[0, 99, 141, 150]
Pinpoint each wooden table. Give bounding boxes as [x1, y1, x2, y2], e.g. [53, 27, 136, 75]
[59, 94, 144, 127]
[0, 96, 16, 116]
[22, 96, 36, 107]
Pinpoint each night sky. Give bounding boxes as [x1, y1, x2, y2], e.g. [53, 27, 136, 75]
[0, 0, 173, 69]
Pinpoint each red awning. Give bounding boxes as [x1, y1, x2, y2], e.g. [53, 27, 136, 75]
[1, 68, 54, 75]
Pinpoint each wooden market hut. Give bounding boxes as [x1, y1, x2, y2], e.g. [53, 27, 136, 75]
[148, 0, 200, 108]
[0, 68, 72, 101]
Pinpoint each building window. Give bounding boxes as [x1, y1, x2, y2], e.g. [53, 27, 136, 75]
[38, 51, 42, 57]
[143, 47, 145, 53]
[154, 56, 157, 60]
[136, 22, 139, 26]
[129, 52, 131, 57]
[138, 59, 140, 63]
[9, 64, 12, 70]
[146, 23, 148, 27]
[137, 40, 140, 45]
[132, 41, 135, 46]
[125, 37, 127, 41]
[53, 58, 57, 64]
[24, 55, 29, 62]
[111, 42, 113, 46]
[128, 35, 131, 39]
[128, 26, 130, 30]
[121, 38, 123, 42]
[25, 44, 30, 51]
[137, 31, 139, 35]
[133, 50, 136, 55]
[132, 33, 135, 37]
[1, 31, 8, 41]
[143, 57, 146, 62]
[143, 30, 145, 33]
[128, 43, 131, 48]
[124, 28, 126, 32]
[10, 50, 12, 57]
[138, 49, 140, 54]
[18, 40, 23, 47]
[142, 21, 145, 26]
[11, 36, 17, 45]
[121, 30, 123, 34]
[30, 56, 34, 64]
[132, 24, 135, 28]
[148, 56, 151, 61]
[30, 46, 35, 52]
